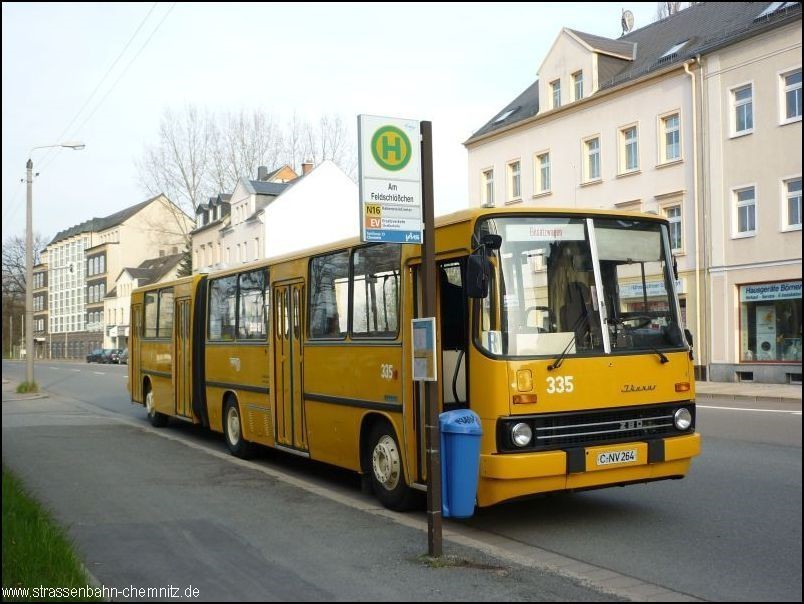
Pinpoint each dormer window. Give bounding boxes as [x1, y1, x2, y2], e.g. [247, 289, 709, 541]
[573, 71, 583, 101]
[494, 107, 519, 124]
[755, 2, 796, 21]
[551, 80, 561, 109]
[659, 40, 689, 64]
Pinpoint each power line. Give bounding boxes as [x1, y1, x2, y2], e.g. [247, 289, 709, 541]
[38, 2, 177, 175]
[64, 2, 178, 144]
[38, 3, 161, 170]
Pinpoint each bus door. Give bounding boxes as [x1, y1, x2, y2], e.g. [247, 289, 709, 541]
[174, 297, 193, 419]
[131, 304, 142, 402]
[409, 258, 469, 483]
[273, 281, 307, 452]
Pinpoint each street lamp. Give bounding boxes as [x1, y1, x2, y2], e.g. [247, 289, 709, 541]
[25, 142, 85, 388]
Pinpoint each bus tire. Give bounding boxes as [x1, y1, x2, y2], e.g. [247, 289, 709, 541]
[367, 421, 416, 511]
[144, 384, 168, 428]
[223, 397, 254, 459]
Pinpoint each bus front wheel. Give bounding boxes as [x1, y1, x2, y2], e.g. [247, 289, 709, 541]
[144, 385, 168, 427]
[367, 422, 416, 511]
[223, 398, 254, 459]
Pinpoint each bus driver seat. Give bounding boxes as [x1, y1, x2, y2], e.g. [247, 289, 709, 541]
[560, 281, 594, 347]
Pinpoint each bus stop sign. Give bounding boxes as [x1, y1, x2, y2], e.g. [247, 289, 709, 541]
[358, 115, 423, 244]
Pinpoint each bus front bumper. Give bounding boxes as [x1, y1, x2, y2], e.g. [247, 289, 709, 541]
[477, 432, 701, 507]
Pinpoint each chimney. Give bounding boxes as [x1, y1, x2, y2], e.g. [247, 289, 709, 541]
[257, 165, 268, 181]
[301, 160, 314, 176]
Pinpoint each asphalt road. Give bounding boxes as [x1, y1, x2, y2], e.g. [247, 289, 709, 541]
[2, 360, 801, 601]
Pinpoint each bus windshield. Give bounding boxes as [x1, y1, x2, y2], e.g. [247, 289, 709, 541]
[474, 215, 686, 358]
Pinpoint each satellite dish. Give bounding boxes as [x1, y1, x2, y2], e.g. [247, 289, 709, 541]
[622, 9, 635, 34]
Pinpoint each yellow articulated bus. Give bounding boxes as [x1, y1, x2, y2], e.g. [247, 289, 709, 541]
[129, 207, 700, 510]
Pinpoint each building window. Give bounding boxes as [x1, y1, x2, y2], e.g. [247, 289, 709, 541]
[573, 71, 583, 101]
[482, 169, 494, 206]
[739, 281, 801, 362]
[584, 137, 601, 181]
[551, 79, 561, 109]
[782, 68, 802, 122]
[735, 186, 757, 235]
[661, 113, 681, 162]
[507, 160, 521, 201]
[733, 84, 753, 135]
[784, 177, 802, 229]
[535, 152, 551, 193]
[620, 125, 639, 172]
[665, 205, 683, 251]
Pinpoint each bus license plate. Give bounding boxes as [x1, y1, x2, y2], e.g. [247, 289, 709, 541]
[596, 449, 637, 466]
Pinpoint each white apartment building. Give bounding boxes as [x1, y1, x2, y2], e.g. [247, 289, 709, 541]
[192, 161, 359, 271]
[465, 2, 801, 383]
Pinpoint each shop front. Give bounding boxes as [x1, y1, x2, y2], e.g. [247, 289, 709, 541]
[732, 280, 801, 383]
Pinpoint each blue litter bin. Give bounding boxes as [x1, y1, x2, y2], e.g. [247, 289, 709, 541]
[439, 409, 483, 519]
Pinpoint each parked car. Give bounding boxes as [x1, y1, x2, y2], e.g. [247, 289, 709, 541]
[86, 348, 117, 363]
[118, 348, 129, 365]
[108, 348, 124, 364]
[86, 348, 107, 363]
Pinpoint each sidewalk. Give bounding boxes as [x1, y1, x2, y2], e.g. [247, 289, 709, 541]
[1, 378, 49, 402]
[695, 379, 801, 403]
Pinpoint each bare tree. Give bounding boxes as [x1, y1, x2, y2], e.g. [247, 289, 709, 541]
[137, 104, 213, 218]
[138, 106, 357, 210]
[656, 2, 694, 20]
[2, 233, 47, 357]
[2, 233, 47, 298]
[300, 114, 356, 177]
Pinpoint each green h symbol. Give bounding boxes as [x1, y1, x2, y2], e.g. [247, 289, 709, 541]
[381, 134, 402, 161]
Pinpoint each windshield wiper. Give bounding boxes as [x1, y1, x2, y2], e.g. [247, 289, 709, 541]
[651, 347, 670, 364]
[547, 334, 576, 371]
[548, 312, 588, 371]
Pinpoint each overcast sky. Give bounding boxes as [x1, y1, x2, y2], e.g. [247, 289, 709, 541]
[2, 2, 661, 243]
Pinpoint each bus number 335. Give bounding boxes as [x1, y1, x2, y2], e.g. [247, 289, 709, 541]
[546, 375, 574, 393]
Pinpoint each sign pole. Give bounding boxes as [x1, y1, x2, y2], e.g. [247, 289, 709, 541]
[420, 121, 442, 557]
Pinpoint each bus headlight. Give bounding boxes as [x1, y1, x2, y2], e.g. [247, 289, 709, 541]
[511, 422, 533, 447]
[674, 408, 692, 430]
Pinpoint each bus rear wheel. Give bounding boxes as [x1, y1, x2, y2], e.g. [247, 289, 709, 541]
[223, 398, 254, 459]
[367, 422, 417, 511]
[144, 385, 168, 427]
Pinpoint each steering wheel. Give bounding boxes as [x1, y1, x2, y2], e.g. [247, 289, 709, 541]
[524, 306, 555, 332]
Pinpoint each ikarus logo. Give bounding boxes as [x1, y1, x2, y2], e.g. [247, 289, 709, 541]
[371, 125, 412, 171]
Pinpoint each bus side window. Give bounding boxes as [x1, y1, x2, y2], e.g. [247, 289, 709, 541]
[309, 250, 349, 339]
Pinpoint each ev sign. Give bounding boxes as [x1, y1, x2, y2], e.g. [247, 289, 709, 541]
[358, 115, 422, 244]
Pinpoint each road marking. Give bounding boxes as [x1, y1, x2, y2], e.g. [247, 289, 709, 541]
[93, 371, 105, 375]
[71, 369, 81, 372]
[698, 404, 801, 415]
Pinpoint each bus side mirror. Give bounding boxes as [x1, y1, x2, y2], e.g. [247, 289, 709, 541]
[466, 254, 490, 299]
[684, 328, 694, 348]
[480, 234, 502, 251]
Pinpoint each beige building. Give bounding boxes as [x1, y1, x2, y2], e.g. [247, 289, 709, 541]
[702, 14, 801, 383]
[465, 2, 801, 383]
[32, 257, 48, 358]
[44, 194, 193, 358]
